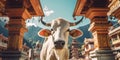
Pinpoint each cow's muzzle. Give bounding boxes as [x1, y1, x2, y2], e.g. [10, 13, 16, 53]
[54, 40, 65, 49]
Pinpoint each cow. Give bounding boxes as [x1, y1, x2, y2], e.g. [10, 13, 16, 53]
[38, 17, 84, 60]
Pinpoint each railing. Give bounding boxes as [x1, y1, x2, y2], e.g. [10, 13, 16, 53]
[112, 39, 120, 45]
[108, 0, 120, 15]
[0, 41, 7, 47]
[109, 23, 120, 31]
[88, 22, 95, 31]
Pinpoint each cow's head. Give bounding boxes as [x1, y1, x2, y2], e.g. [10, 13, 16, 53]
[38, 17, 84, 49]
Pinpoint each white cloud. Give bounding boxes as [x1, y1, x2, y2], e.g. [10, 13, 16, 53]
[43, 6, 54, 16]
[26, 23, 37, 27]
[0, 17, 9, 24]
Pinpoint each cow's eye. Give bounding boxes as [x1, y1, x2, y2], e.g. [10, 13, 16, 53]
[51, 29, 53, 31]
[67, 29, 70, 32]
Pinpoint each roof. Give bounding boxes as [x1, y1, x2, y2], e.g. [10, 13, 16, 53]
[73, 0, 109, 17]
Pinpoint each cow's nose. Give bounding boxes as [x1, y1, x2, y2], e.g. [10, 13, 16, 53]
[54, 40, 65, 49]
[54, 40, 65, 46]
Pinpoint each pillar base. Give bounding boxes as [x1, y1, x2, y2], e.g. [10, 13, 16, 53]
[90, 50, 115, 60]
[1, 51, 28, 60]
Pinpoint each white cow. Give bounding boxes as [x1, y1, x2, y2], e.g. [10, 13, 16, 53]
[38, 17, 84, 60]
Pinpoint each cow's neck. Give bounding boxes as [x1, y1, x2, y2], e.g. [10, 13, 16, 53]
[54, 48, 68, 60]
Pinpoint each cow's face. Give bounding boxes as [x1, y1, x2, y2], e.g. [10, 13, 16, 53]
[38, 17, 84, 49]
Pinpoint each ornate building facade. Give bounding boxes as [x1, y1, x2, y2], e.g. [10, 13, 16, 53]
[109, 23, 120, 60]
[108, 0, 120, 60]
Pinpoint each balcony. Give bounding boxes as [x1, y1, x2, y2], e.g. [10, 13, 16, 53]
[0, 41, 7, 48]
[108, 0, 120, 15]
[109, 23, 120, 35]
[112, 39, 120, 45]
[88, 22, 95, 31]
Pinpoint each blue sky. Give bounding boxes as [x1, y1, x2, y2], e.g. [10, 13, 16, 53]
[26, 0, 90, 29]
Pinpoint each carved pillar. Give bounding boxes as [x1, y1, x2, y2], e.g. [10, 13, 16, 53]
[7, 19, 27, 51]
[6, 9, 30, 51]
[0, 0, 44, 60]
[1, 0, 31, 60]
[87, 8, 115, 60]
[73, 0, 116, 60]
[108, 0, 120, 20]
[86, 8, 110, 50]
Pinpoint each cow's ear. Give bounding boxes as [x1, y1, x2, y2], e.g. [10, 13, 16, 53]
[70, 29, 83, 39]
[38, 29, 51, 38]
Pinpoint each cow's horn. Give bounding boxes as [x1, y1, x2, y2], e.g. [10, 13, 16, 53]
[70, 16, 84, 26]
[40, 17, 51, 26]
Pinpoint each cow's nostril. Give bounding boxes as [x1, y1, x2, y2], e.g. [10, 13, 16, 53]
[54, 40, 65, 49]
[54, 42, 57, 44]
[61, 41, 65, 46]
[54, 40, 65, 46]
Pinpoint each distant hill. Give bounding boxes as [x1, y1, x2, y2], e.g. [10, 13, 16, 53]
[76, 24, 92, 43]
[24, 26, 43, 48]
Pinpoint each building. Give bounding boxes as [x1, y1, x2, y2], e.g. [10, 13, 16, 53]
[0, 33, 8, 60]
[0, 34, 8, 51]
[83, 38, 94, 60]
[69, 39, 85, 60]
[109, 23, 120, 60]
[107, 0, 120, 20]
[22, 43, 30, 60]
[0, 34, 31, 60]
[28, 41, 42, 60]
[33, 41, 41, 60]
[108, 0, 120, 60]
[70, 39, 80, 60]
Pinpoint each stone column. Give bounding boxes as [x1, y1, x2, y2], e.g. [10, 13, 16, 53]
[87, 8, 115, 60]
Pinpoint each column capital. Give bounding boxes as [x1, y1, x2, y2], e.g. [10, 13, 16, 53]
[6, 8, 31, 20]
[89, 22, 111, 33]
[86, 8, 109, 20]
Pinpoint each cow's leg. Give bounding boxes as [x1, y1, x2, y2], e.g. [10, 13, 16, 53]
[47, 54, 57, 60]
[40, 51, 46, 60]
[40, 47, 46, 60]
[46, 51, 57, 60]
